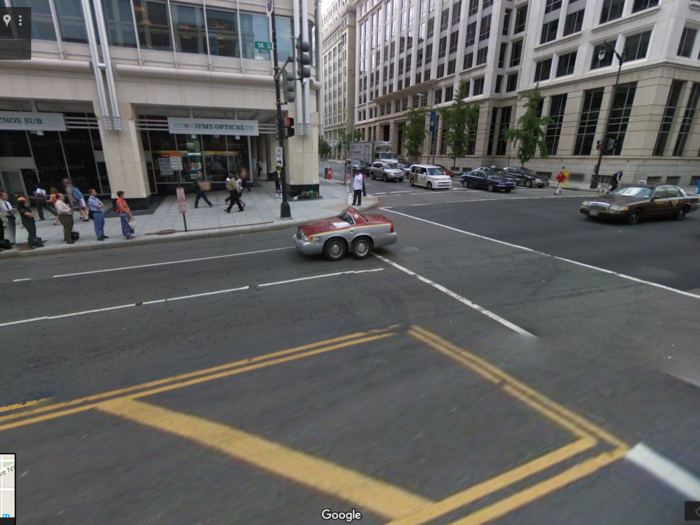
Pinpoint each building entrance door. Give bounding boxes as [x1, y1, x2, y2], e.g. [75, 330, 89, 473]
[0, 171, 27, 203]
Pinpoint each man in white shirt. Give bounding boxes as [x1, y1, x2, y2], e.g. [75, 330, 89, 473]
[0, 190, 16, 245]
[352, 172, 364, 206]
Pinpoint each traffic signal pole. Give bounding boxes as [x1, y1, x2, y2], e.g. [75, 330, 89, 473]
[270, 2, 292, 219]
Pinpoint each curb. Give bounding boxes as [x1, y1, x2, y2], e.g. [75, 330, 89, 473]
[0, 200, 380, 259]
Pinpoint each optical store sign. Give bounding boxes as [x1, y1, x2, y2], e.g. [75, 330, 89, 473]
[167, 118, 259, 136]
[0, 111, 66, 131]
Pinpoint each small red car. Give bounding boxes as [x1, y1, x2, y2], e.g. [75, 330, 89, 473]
[436, 165, 454, 177]
[294, 207, 397, 261]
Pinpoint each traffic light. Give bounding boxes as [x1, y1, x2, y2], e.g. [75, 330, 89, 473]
[284, 117, 295, 138]
[282, 69, 295, 104]
[605, 138, 616, 151]
[296, 39, 311, 80]
[596, 140, 602, 151]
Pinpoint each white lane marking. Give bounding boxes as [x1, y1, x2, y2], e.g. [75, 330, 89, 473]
[13, 278, 31, 282]
[373, 253, 534, 337]
[53, 247, 293, 279]
[382, 208, 700, 301]
[626, 443, 700, 500]
[259, 268, 384, 287]
[0, 286, 250, 328]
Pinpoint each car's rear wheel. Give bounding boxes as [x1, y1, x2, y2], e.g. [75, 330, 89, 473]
[525, 180, 533, 188]
[371, 172, 376, 180]
[487, 184, 495, 192]
[383, 173, 387, 182]
[467, 180, 474, 189]
[427, 181, 433, 190]
[461, 180, 467, 188]
[323, 238, 347, 261]
[626, 208, 643, 225]
[675, 205, 690, 221]
[351, 237, 372, 259]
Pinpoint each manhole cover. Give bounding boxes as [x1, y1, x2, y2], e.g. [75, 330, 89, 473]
[401, 247, 420, 252]
[636, 266, 677, 279]
[155, 230, 178, 236]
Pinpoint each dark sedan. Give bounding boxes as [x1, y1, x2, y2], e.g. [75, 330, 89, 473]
[580, 184, 699, 225]
[345, 159, 370, 175]
[502, 166, 550, 188]
[460, 169, 516, 192]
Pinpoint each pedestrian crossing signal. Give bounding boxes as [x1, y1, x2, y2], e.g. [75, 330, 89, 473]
[284, 117, 295, 138]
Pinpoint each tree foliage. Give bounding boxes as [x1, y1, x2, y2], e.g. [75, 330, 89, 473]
[319, 137, 332, 157]
[439, 81, 481, 167]
[403, 107, 428, 160]
[503, 86, 553, 167]
[339, 129, 366, 157]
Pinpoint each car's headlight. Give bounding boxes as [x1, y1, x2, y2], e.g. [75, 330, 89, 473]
[582, 201, 590, 207]
[535, 178, 542, 182]
[609, 205, 629, 211]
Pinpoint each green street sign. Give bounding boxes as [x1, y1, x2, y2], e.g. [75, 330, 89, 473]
[254, 41, 273, 53]
[334, 141, 342, 148]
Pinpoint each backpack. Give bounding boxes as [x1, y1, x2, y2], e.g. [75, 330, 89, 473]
[71, 231, 80, 241]
[0, 239, 11, 250]
[72, 187, 83, 200]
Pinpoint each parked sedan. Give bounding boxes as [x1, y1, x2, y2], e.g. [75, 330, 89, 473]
[294, 207, 397, 261]
[460, 169, 516, 192]
[580, 184, 699, 225]
[345, 159, 370, 175]
[502, 166, 550, 188]
[370, 161, 405, 182]
[435, 165, 455, 177]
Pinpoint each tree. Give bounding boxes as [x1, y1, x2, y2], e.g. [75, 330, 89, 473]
[439, 81, 481, 168]
[503, 85, 553, 167]
[319, 137, 332, 157]
[340, 129, 366, 158]
[403, 107, 428, 160]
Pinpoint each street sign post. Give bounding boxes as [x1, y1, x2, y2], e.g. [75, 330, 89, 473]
[176, 187, 188, 232]
[266, 0, 273, 16]
[276, 146, 283, 166]
[255, 41, 272, 54]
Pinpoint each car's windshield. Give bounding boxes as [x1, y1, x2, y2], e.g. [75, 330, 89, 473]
[610, 186, 653, 199]
[337, 210, 355, 224]
[426, 168, 445, 175]
[384, 162, 399, 169]
[491, 170, 510, 177]
[520, 167, 537, 176]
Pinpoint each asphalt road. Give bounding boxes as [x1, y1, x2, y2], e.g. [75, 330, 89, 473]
[2, 179, 700, 525]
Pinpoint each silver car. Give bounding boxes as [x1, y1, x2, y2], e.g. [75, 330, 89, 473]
[370, 161, 405, 182]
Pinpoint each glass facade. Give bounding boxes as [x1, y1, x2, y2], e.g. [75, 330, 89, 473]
[11, 0, 57, 41]
[103, 0, 138, 47]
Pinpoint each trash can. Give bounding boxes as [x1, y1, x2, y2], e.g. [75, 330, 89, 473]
[325, 167, 333, 180]
[589, 173, 599, 190]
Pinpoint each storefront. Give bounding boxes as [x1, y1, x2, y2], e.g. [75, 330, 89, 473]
[0, 101, 110, 203]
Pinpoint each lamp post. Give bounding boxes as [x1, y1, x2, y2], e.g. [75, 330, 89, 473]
[417, 93, 437, 164]
[591, 41, 625, 189]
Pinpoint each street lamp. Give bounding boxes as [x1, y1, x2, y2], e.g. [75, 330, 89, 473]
[416, 93, 437, 165]
[591, 41, 625, 189]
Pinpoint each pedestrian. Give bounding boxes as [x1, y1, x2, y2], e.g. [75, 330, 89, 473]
[0, 190, 16, 245]
[63, 178, 90, 222]
[611, 169, 623, 192]
[224, 172, 233, 204]
[114, 191, 135, 239]
[236, 174, 247, 208]
[193, 171, 213, 208]
[257, 160, 262, 178]
[88, 189, 108, 241]
[273, 164, 283, 199]
[225, 175, 244, 213]
[16, 195, 40, 249]
[554, 167, 566, 195]
[33, 183, 55, 221]
[362, 168, 367, 197]
[240, 166, 252, 192]
[352, 170, 364, 206]
[48, 188, 61, 225]
[54, 193, 75, 244]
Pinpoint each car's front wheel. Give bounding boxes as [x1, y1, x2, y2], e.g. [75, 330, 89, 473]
[410, 178, 415, 186]
[383, 173, 387, 182]
[323, 238, 347, 261]
[627, 208, 643, 225]
[371, 172, 376, 180]
[525, 180, 533, 188]
[352, 237, 372, 259]
[427, 181, 433, 190]
[487, 184, 495, 192]
[675, 205, 690, 221]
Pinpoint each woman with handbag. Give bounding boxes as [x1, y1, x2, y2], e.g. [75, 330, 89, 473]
[54, 194, 75, 244]
[115, 191, 135, 239]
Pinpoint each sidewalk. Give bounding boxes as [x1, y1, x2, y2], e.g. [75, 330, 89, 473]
[0, 181, 378, 258]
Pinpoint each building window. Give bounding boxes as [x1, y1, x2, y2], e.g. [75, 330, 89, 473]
[545, 0, 562, 14]
[425, 43, 433, 64]
[452, 1, 462, 25]
[441, 8, 449, 31]
[396, 100, 401, 112]
[510, 40, 523, 67]
[399, 58, 404, 75]
[563, 9, 585, 36]
[473, 76, 485, 95]
[467, 112, 479, 154]
[465, 21, 477, 47]
[450, 31, 459, 53]
[438, 36, 447, 57]
[673, 83, 700, 156]
[413, 96, 420, 109]
[623, 31, 651, 62]
[447, 59, 456, 74]
[591, 43, 614, 69]
[600, 0, 624, 24]
[556, 51, 576, 77]
[483, 0, 494, 7]
[54, 0, 89, 43]
[445, 86, 454, 101]
[506, 72, 518, 92]
[540, 20, 558, 45]
[477, 46, 488, 65]
[435, 89, 443, 104]
[240, 12, 271, 59]
[463, 52, 474, 69]
[424, 68, 432, 80]
[103, 0, 138, 47]
[514, 6, 527, 34]
[653, 80, 685, 156]
[391, 42, 396, 57]
[678, 28, 697, 58]
[389, 63, 395, 78]
[427, 17, 435, 38]
[497, 106, 512, 155]
[402, 98, 409, 111]
[545, 94, 567, 155]
[632, 0, 658, 13]
[468, 0, 479, 16]
[12, 0, 57, 40]
[607, 82, 637, 155]
[487, 107, 498, 155]
[495, 75, 503, 93]
[574, 88, 604, 155]
[503, 9, 511, 36]
[133, 0, 174, 50]
[498, 42, 507, 68]
[398, 79, 403, 90]
[437, 63, 445, 77]
[534, 58, 552, 82]
[417, 48, 424, 67]
[479, 14, 491, 41]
